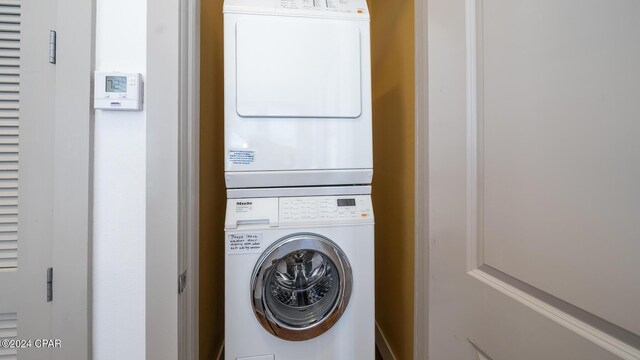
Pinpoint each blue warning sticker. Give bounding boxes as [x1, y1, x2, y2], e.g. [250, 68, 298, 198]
[229, 149, 255, 165]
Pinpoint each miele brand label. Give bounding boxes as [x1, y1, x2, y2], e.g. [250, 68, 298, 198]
[235, 201, 253, 213]
[228, 233, 263, 255]
[229, 149, 255, 165]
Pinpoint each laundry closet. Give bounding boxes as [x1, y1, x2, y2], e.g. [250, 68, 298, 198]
[200, 0, 415, 358]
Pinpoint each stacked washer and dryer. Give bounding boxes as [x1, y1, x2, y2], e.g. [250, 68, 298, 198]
[223, 1, 374, 359]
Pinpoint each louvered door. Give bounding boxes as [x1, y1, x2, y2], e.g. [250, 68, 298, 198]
[0, 2, 21, 359]
[0, 0, 57, 358]
[0, 0, 19, 271]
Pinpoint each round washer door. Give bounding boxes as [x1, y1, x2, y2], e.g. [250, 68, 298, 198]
[251, 233, 353, 341]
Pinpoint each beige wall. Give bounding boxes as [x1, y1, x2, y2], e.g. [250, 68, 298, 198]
[200, 0, 225, 358]
[369, 0, 415, 359]
[199, 1, 415, 358]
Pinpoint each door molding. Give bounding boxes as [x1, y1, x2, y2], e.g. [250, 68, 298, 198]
[414, 0, 429, 359]
[146, 0, 200, 358]
[177, 0, 200, 359]
[146, 1, 181, 358]
[51, 0, 95, 358]
[376, 322, 399, 360]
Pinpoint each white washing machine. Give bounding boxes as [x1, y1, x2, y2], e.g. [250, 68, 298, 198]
[224, 187, 374, 360]
[223, 0, 373, 189]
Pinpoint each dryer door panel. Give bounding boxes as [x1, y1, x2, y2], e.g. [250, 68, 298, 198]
[224, 13, 373, 178]
[236, 19, 361, 118]
[251, 233, 352, 341]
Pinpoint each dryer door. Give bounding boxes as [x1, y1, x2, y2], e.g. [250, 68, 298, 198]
[251, 233, 352, 341]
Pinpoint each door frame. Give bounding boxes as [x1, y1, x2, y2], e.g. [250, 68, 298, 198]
[151, 1, 431, 358]
[414, 0, 429, 359]
[50, 0, 95, 358]
[178, 0, 200, 359]
[146, 0, 180, 357]
[146, 0, 200, 359]
[148, 0, 430, 358]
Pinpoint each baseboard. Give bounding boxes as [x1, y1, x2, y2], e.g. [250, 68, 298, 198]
[215, 341, 224, 360]
[375, 322, 398, 360]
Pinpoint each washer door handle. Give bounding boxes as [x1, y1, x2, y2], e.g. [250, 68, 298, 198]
[236, 219, 271, 228]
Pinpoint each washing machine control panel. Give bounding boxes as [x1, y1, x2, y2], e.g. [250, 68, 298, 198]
[225, 195, 373, 229]
[280, 195, 373, 223]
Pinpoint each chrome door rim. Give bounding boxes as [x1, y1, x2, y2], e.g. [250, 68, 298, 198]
[251, 233, 353, 341]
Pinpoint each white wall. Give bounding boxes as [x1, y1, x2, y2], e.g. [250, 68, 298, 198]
[93, 0, 147, 358]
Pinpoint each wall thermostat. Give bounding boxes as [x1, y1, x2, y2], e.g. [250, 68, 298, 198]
[94, 72, 143, 111]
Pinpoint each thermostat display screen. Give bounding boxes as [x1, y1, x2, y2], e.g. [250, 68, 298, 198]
[106, 76, 127, 93]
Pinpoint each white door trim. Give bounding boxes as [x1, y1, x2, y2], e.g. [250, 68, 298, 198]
[178, 0, 200, 359]
[146, 0, 181, 358]
[19, 0, 93, 358]
[414, 0, 429, 359]
[51, 0, 95, 358]
[146, 0, 200, 359]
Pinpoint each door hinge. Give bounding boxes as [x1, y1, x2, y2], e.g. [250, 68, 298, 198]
[178, 270, 187, 294]
[47, 267, 53, 302]
[49, 30, 56, 64]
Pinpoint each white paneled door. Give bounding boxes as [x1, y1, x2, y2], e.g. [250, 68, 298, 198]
[428, 0, 640, 359]
[0, 0, 92, 359]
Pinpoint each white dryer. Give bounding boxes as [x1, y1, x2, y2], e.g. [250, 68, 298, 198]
[224, 188, 374, 360]
[223, 0, 373, 189]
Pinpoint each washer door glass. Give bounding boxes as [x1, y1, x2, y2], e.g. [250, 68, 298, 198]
[251, 233, 352, 341]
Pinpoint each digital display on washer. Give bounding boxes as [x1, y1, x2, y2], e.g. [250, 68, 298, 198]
[337, 199, 356, 207]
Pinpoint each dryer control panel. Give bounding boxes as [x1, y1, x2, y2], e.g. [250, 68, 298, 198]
[224, 0, 370, 19]
[277, 0, 368, 14]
